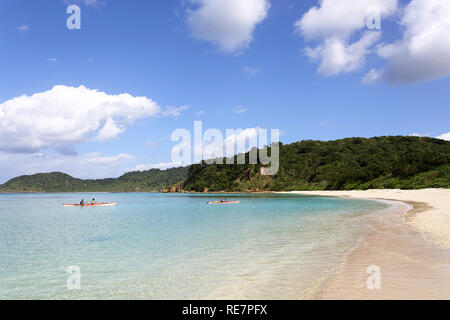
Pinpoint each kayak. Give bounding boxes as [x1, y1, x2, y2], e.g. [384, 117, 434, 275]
[207, 201, 240, 204]
[62, 202, 117, 207]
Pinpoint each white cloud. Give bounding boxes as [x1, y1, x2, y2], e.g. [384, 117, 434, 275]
[436, 132, 450, 141]
[295, 0, 397, 40]
[243, 66, 260, 76]
[0, 85, 160, 153]
[162, 105, 189, 117]
[95, 118, 125, 142]
[224, 128, 261, 151]
[202, 127, 263, 161]
[295, 0, 397, 76]
[409, 132, 450, 141]
[85, 153, 134, 164]
[233, 105, 248, 114]
[305, 31, 380, 76]
[362, 68, 382, 84]
[47, 58, 58, 63]
[376, 0, 450, 84]
[15, 25, 29, 32]
[0, 152, 134, 183]
[196, 110, 206, 116]
[186, 0, 270, 53]
[409, 133, 429, 137]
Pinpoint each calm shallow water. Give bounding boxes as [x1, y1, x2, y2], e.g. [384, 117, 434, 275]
[0, 193, 388, 299]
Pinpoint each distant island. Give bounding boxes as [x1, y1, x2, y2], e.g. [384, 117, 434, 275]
[1, 136, 449, 193]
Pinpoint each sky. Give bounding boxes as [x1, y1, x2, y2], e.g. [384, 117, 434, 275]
[0, 0, 449, 182]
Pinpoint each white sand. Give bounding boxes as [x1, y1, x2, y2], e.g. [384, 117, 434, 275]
[285, 189, 450, 248]
[283, 189, 450, 299]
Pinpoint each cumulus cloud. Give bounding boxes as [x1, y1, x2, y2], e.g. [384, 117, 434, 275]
[306, 31, 380, 76]
[375, 0, 450, 84]
[295, 0, 397, 76]
[299, 0, 450, 84]
[295, 0, 397, 40]
[186, 0, 270, 53]
[0, 85, 160, 153]
[95, 118, 125, 142]
[436, 132, 450, 141]
[0, 152, 134, 183]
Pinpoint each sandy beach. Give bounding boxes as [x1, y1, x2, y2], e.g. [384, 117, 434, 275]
[285, 189, 450, 299]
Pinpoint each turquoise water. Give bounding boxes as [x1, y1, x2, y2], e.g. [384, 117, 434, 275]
[0, 193, 388, 299]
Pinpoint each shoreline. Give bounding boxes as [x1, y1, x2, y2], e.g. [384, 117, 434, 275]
[283, 189, 450, 248]
[283, 189, 450, 299]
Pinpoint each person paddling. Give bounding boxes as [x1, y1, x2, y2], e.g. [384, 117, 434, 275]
[91, 198, 96, 205]
[80, 199, 85, 206]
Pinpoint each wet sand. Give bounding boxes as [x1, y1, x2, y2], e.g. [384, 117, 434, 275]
[284, 189, 450, 299]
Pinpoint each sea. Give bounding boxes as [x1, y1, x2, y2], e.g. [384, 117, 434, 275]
[0, 193, 389, 299]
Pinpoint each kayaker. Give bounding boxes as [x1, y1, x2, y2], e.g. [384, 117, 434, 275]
[91, 198, 96, 205]
[220, 197, 225, 203]
[80, 199, 85, 206]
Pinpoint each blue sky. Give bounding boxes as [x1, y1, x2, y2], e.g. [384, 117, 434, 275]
[0, 0, 449, 182]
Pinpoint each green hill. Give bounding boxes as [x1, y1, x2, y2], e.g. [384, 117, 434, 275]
[0, 167, 189, 193]
[1, 136, 449, 193]
[182, 136, 450, 192]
